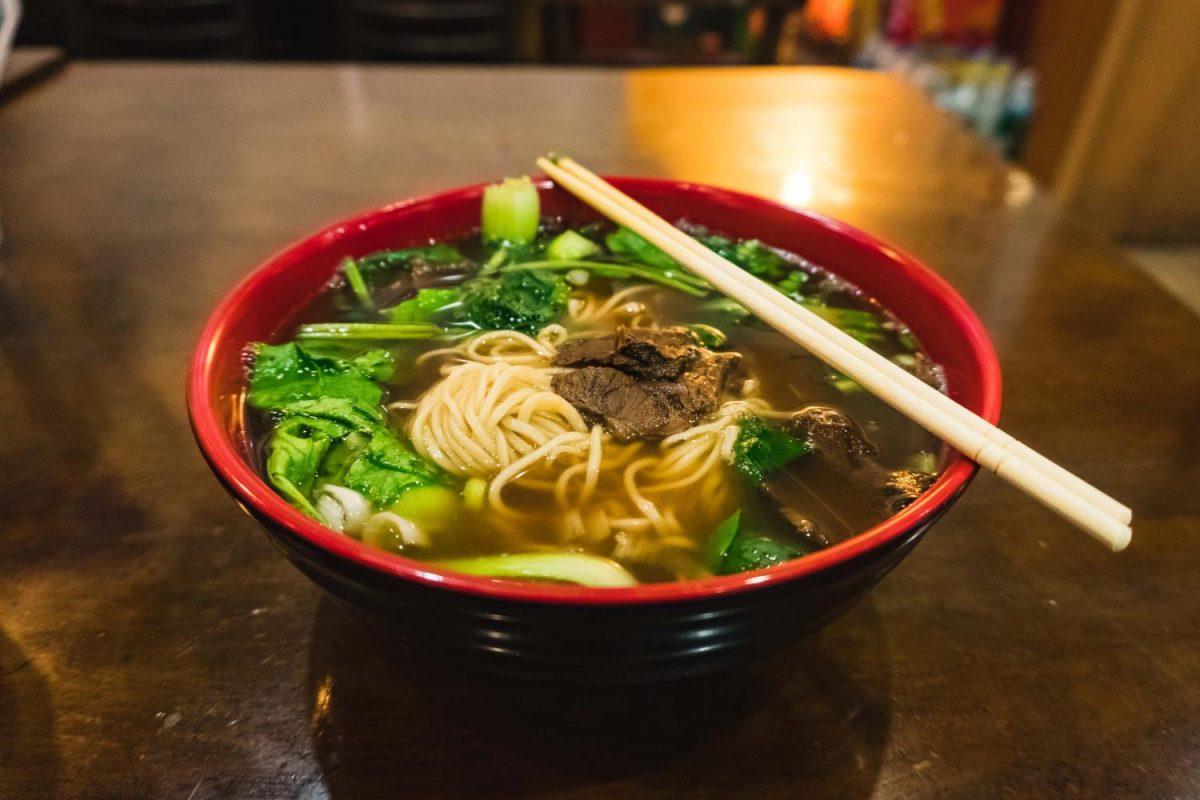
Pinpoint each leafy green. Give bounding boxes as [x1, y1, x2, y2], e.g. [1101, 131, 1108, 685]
[265, 416, 337, 519]
[344, 431, 450, 508]
[703, 296, 753, 324]
[316, 430, 372, 486]
[434, 553, 638, 587]
[460, 269, 569, 334]
[482, 176, 540, 246]
[250, 340, 449, 521]
[694, 232, 789, 281]
[718, 535, 805, 575]
[546, 229, 599, 261]
[355, 244, 466, 278]
[349, 349, 396, 382]
[605, 227, 678, 270]
[800, 298, 885, 346]
[776, 269, 809, 297]
[273, 396, 383, 430]
[382, 287, 463, 324]
[705, 510, 742, 571]
[705, 509, 808, 575]
[732, 415, 812, 485]
[247, 342, 387, 411]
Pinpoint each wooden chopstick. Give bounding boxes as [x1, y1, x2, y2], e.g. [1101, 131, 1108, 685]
[551, 157, 1133, 526]
[537, 156, 1132, 551]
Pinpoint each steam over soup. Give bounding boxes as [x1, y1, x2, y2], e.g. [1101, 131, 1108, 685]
[243, 178, 945, 587]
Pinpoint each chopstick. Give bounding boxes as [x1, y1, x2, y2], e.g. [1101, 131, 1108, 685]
[550, 157, 1133, 527]
[537, 156, 1132, 551]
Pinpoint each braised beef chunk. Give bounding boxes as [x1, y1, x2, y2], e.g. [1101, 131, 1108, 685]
[554, 326, 699, 380]
[551, 326, 741, 441]
[786, 406, 879, 466]
[551, 366, 694, 441]
[554, 335, 620, 369]
[613, 327, 697, 379]
[880, 469, 937, 512]
[679, 352, 741, 415]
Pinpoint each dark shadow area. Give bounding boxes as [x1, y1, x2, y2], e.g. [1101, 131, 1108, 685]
[306, 598, 892, 799]
[0, 627, 60, 798]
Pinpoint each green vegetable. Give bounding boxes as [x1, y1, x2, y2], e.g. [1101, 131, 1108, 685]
[382, 287, 463, 324]
[704, 509, 809, 575]
[498, 260, 708, 297]
[687, 323, 727, 349]
[273, 396, 384, 431]
[462, 477, 487, 512]
[482, 176, 540, 246]
[337, 245, 468, 306]
[460, 269, 569, 334]
[356, 244, 466, 277]
[546, 229, 599, 261]
[344, 432, 450, 508]
[694, 233, 789, 281]
[605, 227, 678, 270]
[316, 430, 371, 486]
[705, 510, 742, 571]
[703, 296, 753, 323]
[801, 298, 885, 346]
[434, 553, 638, 588]
[776, 269, 809, 297]
[827, 372, 863, 394]
[295, 322, 443, 341]
[732, 415, 812, 485]
[349, 349, 396, 382]
[342, 258, 372, 309]
[250, 339, 449, 522]
[388, 485, 461, 532]
[247, 342, 387, 411]
[265, 416, 339, 519]
[718, 535, 805, 575]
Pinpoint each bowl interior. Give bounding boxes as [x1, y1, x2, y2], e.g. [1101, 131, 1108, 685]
[189, 178, 1001, 604]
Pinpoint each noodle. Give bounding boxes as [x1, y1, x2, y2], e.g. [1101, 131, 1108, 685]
[391, 325, 812, 579]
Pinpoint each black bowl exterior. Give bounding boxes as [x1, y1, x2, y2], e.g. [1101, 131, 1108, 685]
[217, 472, 956, 684]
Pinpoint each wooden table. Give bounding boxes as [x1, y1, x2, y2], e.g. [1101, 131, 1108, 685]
[1, 63, 1196, 800]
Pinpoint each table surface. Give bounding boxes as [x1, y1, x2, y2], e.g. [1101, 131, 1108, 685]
[1, 62, 1197, 800]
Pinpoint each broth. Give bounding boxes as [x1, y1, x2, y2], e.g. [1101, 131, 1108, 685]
[244, 199, 944, 586]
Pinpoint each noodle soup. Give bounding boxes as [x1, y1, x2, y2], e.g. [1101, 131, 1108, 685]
[244, 178, 944, 586]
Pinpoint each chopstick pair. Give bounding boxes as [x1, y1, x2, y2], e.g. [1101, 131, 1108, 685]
[536, 155, 1132, 551]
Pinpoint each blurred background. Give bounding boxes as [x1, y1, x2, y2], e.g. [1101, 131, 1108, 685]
[5, 0, 1199, 304]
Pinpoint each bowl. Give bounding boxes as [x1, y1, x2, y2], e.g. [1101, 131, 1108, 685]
[188, 178, 1001, 684]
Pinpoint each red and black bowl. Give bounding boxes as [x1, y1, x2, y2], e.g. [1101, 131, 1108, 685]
[187, 178, 1001, 684]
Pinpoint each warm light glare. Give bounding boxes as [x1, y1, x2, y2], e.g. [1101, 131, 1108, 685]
[782, 170, 815, 207]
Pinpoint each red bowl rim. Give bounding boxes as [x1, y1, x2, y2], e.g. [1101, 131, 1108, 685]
[187, 177, 1002, 606]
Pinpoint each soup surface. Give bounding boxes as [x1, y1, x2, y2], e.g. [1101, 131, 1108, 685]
[244, 179, 945, 586]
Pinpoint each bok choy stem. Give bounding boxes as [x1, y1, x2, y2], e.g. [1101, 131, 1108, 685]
[296, 322, 443, 341]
